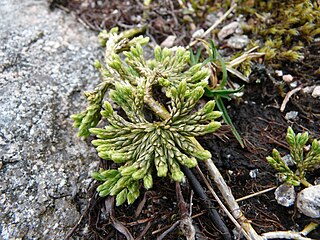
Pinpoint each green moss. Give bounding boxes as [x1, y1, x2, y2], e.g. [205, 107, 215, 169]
[238, 0, 320, 62]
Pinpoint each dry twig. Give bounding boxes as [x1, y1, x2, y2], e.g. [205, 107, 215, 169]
[176, 182, 196, 240]
[236, 186, 277, 202]
[195, 165, 256, 240]
[261, 231, 313, 240]
[105, 197, 134, 240]
[280, 86, 302, 112]
[156, 220, 180, 240]
[182, 166, 232, 240]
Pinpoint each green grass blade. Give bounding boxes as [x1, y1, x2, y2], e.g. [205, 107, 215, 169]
[195, 46, 203, 63]
[216, 51, 228, 89]
[209, 39, 217, 61]
[190, 49, 196, 65]
[205, 85, 244, 98]
[215, 96, 245, 148]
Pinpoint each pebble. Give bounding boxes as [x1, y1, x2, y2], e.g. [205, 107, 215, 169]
[297, 185, 320, 218]
[282, 74, 293, 82]
[274, 183, 296, 207]
[275, 70, 283, 77]
[232, 82, 244, 97]
[312, 86, 320, 98]
[249, 169, 259, 179]
[192, 29, 204, 39]
[282, 154, 295, 167]
[205, 13, 218, 27]
[227, 35, 249, 49]
[218, 22, 239, 40]
[302, 86, 315, 94]
[285, 111, 298, 120]
[160, 35, 176, 48]
[289, 81, 298, 88]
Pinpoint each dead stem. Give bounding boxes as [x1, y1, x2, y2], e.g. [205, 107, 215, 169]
[182, 166, 232, 240]
[105, 197, 134, 240]
[195, 165, 255, 240]
[300, 222, 319, 236]
[236, 186, 277, 202]
[135, 221, 152, 240]
[175, 182, 196, 240]
[261, 231, 313, 240]
[280, 86, 302, 112]
[156, 220, 180, 240]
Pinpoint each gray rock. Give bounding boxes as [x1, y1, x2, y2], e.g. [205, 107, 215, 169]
[160, 35, 176, 48]
[274, 183, 296, 207]
[297, 185, 320, 218]
[192, 29, 205, 39]
[312, 86, 320, 98]
[289, 81, 298, 88]
[0, 0, 101, 239]
[275, 70, 283, 77]
[282, 154, 295, 167]
[249, 169, 259, 179]
[285, 111, 299, 120]
[226, 35, 249, 49]
[218, 22, 239, 41]
[302, 86, 315, 94]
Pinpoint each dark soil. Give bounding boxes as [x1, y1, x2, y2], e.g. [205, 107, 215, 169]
[54, 1, 320, 239]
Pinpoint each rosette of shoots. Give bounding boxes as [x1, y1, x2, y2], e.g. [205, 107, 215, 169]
[72, 28, 222, 205]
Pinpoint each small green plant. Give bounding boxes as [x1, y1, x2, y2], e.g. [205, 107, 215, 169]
[267, 127, 320, 187]
[72, 28, 222, 206]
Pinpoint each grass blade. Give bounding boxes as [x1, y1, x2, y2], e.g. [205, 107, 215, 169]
[215, 96, 245, 148]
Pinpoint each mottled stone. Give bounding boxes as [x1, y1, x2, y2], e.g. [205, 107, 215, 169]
[160, 35, 176, 48]
[226, 35, 249, 49]
[282, 74, 294, 82]
[0, 0, 101, 238]
[218, 22, 239, 40]
[297, 185, 320, 218]
[192, 29, 205, 39]
[285, 111, 299, 120]
[274, 183, 296, 207]
[312, 86, 320, 98]
[282, 154, 295, 167]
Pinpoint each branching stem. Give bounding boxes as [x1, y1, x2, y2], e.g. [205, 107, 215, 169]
[299, 178, 313, 188]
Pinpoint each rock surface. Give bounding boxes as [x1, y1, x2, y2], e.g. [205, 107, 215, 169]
[0, 0, 101, 238]
[312, 86, 320, 98]
[226, 35, 249, 49]
[218, 22, 239, 41]
[297, 185, 320, 218]
[274, 183, 296, 207]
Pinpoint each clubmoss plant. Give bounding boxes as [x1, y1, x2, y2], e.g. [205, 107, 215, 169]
[72, 28, 222, 206]
[267, 127, 320, 187]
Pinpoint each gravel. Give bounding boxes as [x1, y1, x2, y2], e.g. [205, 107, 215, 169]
[297, 185, 320, 218]
[0, 0, 101, 238]
[274, 183, 296, 207]
[217, 21, 239, 41]
[226, 35, 249, 49]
